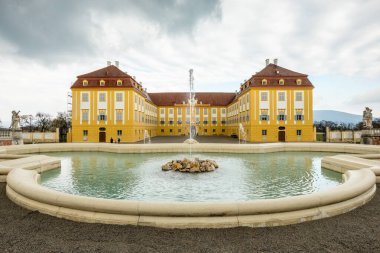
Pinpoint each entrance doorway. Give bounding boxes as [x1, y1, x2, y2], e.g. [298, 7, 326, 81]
[278, 131, 285, 142]
[99, 131, 106, 142]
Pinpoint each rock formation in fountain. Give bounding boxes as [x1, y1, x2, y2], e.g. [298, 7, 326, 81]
[162, 158, 219, 173]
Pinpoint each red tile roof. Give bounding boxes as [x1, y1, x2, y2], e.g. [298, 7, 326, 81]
[148, 92, 236, 106]
[253, 63, 307, 77]
[247, 63, 314, 87]
[71, 65, 153, 101]
[77, 65, 130, 78]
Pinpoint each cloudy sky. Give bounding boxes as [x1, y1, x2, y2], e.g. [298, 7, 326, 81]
[0, 0, 379, 126]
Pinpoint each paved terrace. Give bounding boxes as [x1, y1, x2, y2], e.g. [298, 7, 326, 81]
[0, 182, 379, 252]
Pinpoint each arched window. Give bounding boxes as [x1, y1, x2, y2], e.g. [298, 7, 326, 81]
[262, 79, 267, 85]
[82, 80, 88, 86]
[296, 79, 302, 85]
[279, 79, 284, 85]
[100, 80, 105, 86]
[117, 80, 122, 86]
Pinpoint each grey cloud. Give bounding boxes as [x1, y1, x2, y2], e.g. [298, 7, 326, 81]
[0, 0, 221, 62]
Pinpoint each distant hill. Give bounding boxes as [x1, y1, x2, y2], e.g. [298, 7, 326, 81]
[313, 110, 362, 124]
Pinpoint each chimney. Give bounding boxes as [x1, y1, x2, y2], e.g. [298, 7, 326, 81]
[144, 88, 147, 92]
[265, 59, 269, 66]
[107, 61, 111, 66]
[274, 58, 278, 65]
[115, 61, 119, 67]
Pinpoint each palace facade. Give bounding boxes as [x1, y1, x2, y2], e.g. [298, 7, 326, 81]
[70, 60, 314, 143]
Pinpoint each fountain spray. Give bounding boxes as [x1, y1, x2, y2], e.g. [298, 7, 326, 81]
[189, 69, 194, 157]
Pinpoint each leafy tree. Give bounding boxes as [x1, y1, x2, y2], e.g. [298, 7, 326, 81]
[35, 112, 52, 132]
[51, 112, 71, 134]
[20, 115, 35, 132]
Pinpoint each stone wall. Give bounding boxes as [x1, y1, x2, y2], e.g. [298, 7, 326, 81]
[326, 127, 362, 143]
[0, 130, 12, 146]
[21, 128, 60, 144]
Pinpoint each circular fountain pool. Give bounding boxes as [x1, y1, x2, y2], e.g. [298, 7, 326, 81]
[40, 152, 342, 202]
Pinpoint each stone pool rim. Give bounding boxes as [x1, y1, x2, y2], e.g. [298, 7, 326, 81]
[1, 143, 379, 228]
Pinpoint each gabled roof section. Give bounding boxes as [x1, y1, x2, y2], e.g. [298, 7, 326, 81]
[77, 65, 130, 78]
[247, 63, 314, 88]
[71, 65, 136, 89]
[253, 63, 307, 77]
[148, 92, 236, 106]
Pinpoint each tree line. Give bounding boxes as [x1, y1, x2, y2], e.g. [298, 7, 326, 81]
[314, 119, 380, 132]
[0, 112, 71, 134]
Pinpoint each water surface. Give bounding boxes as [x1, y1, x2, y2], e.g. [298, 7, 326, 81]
[40, 152, 342, 202]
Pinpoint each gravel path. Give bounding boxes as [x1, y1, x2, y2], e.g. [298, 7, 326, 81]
[1, 183, 379, 252]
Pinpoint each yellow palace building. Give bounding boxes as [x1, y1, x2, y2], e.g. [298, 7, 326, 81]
[70, 59, 314, 143]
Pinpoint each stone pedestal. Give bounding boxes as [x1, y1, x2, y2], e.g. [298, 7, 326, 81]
[12, 130, 24, 145]
[361, 129, 380, 145]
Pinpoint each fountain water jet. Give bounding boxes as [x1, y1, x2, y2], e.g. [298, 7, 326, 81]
[239, 123, 247, 144]
[143, 130, 151, 144]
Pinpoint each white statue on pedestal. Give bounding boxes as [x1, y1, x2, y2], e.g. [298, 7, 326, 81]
[10, 110, 23, 145]
[11, 110, 21, 130]
[362, 107, 373, 130]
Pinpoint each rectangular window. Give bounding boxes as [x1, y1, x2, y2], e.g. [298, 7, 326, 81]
[278, 114, 286, 121]
[295, 92, 303, 101]
[117, 130, 122, 136]
[278, 92, 285, 101]
[98, 110, 106, 121]
[81, 93, 89, 102]
[196, 107, 200, 115]
[160, 108, 165, 114]
[260, 110, 269, 121]
[116, 110, 123, 121]
[296, 114, 304, 121]
[212, 108, 217, 114]
[262, 130, 267, 136]
[296, 111, 304, 121]
[170, 129, 173, 133]
[178, 129, 182, 133]
[277, 111, 286, 121]
[186, 108, 190, 114]
[213, 129, 216, 133]
[82, 110, 88, 121]
[261, 92, 268, 101]
[222, 129, 225, 133]
[177, 108, 182, 115]
[161, 129, 164, 133]
[297, 130, 302, 136]
[169, 108, 174, 115]
[204, 108, 208, 115]
[99, 93, 106, 102]
[222, 108, 226, 114]
[204, 129, 207, 133]
[116, 93, 123, 102]
[83, 130, 88, 141]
